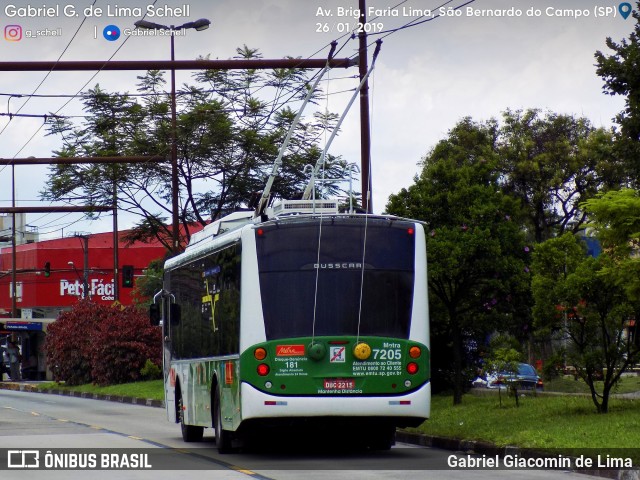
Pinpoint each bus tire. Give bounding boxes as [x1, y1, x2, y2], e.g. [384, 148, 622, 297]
[178, 392, 204, 442]
[368, 425, 395, 451]
[214, 389, 233, 453]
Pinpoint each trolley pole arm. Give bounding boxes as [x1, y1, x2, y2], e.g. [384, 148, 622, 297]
[301, 40, 382, 201]
[254, 42, 338, 218]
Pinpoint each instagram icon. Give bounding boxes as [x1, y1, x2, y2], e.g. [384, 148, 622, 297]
[5, 25, 22, 41]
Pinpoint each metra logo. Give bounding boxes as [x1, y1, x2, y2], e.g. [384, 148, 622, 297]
[276, 345, 305, 356]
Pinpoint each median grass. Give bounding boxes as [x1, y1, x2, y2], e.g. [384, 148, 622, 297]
[36, 379, 164, 401]
[411, 392, 640, 452]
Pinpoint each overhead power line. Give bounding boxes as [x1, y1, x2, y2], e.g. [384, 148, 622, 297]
[0, 0, 99, 139]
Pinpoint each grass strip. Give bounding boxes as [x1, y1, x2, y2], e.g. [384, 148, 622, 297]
[411, 393, 640, 453]
[36, 379, 164, 401]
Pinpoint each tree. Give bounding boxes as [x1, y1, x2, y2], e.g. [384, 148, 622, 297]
[484, 335, 522, 408]
[532, 220, 640, 413]
[498, 109, 621, 243]
[530, 233, 585, 340]
[131, 257, 165, 305]
[595, 3, 640, 182]
[583, 189, 640, 257]
[43, 47, 348, 251]
[387, 117, 529, 405]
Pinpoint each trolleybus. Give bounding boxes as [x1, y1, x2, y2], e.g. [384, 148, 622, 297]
[150, 199, 430, 452]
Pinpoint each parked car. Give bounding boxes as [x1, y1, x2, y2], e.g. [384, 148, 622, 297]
[486, 363, 543, 390]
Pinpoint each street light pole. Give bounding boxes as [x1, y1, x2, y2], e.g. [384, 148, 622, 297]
[134, 18, 211, 253]
[170, 30, 179, 253]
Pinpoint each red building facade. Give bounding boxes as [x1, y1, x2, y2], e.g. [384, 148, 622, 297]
[0, 232, 168, 319]
[0, 231, 171, 380]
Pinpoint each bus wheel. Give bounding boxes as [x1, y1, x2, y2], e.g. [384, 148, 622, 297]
[178, 392, 204, 442]
[213, 389, 233, 453]
[367, 425, 395, 451]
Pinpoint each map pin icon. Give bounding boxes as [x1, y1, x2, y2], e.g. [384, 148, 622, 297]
[619, 2, 632, 19]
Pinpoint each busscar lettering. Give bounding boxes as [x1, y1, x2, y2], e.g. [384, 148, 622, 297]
[314, 263, 362, 269]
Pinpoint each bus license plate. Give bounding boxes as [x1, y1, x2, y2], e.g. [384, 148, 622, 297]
[324, 379, 355, 390]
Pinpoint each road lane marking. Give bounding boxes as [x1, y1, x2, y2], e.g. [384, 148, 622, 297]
[2, 402, 276, 479]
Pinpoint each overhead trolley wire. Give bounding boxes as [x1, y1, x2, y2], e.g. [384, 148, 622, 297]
[6, 1, 364, 236]
[0, 0, 100, 141]
[358, 0, 477, 48]
[8, 0, 161, 161]
[3, 1, 160, 233]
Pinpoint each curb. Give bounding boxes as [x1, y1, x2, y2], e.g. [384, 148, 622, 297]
[395, 431, 640, 480]
[0, 381, 164, 408]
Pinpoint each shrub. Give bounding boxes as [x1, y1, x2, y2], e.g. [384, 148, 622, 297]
[91, 304, 161, 385]
[45, 299, 100, 385]
[140, 359, 162, 381]
[542, 351, 565, 381]
[45, 300, 161, 386]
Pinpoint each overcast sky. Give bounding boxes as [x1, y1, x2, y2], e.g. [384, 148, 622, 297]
[0, 0, 634, 239]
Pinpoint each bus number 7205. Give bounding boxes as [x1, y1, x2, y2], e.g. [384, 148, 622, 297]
[372, 349, 402, 360]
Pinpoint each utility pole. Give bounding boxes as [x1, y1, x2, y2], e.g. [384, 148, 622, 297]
[74, 234, 89, 299]
[359, 0, 373, 213]
[112, 173, 119, 302]
[11, 160, 17, 318]
[0, 156, 158, 306]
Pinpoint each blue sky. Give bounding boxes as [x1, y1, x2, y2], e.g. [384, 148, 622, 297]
[0, 0, 633, 238]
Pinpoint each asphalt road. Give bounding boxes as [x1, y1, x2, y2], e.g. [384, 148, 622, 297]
[0, 389, 600, 479]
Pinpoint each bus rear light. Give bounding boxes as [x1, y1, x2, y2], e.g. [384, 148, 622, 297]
[406, 362, 419, 375]
[254, 347, 267, 360]
[407, 228, 414, 235]
[256, 228, 265, 236]
[409, 346, 421, 358]
[257, 364, 270, 376]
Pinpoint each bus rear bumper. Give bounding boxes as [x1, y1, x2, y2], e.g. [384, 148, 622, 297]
[241, 381, 430, 425]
